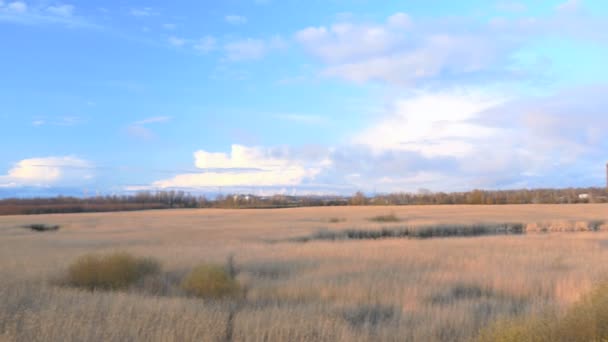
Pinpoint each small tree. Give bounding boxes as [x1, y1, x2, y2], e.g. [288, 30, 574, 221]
[350, 191, 367, 206]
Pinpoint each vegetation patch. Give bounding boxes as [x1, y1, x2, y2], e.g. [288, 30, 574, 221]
[65, 252, 160, 291]
[289, 223, 525, 242]
[181, 264, 241, 299]
[477, 283, 608, 342]
[368, 213, 401, 223]
[429, 284, 512, 305]
[588, 220, 606, 231]
[23, 224, 60, 232]
[342, 304, 397, 329]
[328, 217, 346, 223]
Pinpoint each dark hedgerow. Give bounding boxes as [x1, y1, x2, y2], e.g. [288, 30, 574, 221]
[289, 223, 525, 242]
[24, 224, 60, 232]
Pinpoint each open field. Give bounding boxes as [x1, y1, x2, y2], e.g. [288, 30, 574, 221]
[2, 204, 608, 341]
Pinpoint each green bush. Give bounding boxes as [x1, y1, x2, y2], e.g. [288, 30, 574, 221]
[181, 264, 241, 299]
[66, 252, 160, 290]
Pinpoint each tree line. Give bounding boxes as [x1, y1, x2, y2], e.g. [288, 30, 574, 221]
[0, 187, 606, 215]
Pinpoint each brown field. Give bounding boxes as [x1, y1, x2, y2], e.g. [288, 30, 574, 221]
[1, 204, 608, 341]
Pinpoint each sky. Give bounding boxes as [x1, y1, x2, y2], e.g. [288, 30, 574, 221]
[1, 0, 608, 197]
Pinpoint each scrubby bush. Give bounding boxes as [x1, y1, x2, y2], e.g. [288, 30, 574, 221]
[588, 220, 606, 231]
[368, 213, 401, 223]
[181, 264, 241, 299]
[24, 224, 60, 232]
[66, 252, 160, 291]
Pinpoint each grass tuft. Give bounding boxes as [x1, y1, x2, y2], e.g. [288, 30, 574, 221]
[181, 264, 241, 299]
[66, 252, 160, 291]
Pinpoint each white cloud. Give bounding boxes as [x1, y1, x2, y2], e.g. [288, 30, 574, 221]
[295, 9, 608, 85]
[30, 116, 82, 127]
[152, 145, 324, 188]
[7, 1, 26, 13]
[194, 35, 216, 53]
[225, 15, 247, 25]
[0, 2, 94, 27]
[296, 16, 508, 85]
[130, 7, 157, 17]
[224, 38, 267, 61]
[133, 116, 171, 125]
[353, 91, 504, 157]
[126, 116, 171, 140]
[47, 4, 74, 17]
[162, 23, 176, 30]
[387, 12, 412, 29]
[223, 36, 286, 61]
[556, 0, 581, 13]
[0, 156, 92, 187]
[168, 36, 186, 47]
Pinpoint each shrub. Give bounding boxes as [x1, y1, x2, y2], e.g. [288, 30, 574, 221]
[588, 220, 605, 231]
[24, 224, 60, 232]
[181, 264, 241, 299]
[368, 213, 401, 223]
[66, 252, 160, 291]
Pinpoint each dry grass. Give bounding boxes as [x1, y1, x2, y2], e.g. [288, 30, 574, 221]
[478, 283, 608, 341]
[1, 204, 608, 341]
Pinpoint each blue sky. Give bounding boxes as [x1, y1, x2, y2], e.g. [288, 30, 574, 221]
[1, 0, 607, 197]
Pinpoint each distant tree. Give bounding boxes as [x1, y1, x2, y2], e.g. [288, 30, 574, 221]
[349, 191, 367, 206]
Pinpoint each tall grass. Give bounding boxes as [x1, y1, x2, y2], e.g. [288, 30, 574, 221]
[477, 283, 608, 341]
[1, 205, 608, 341]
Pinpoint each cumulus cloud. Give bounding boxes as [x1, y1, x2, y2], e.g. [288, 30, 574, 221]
[0, 156, 93, 188]
[353, 91, 504, 157]
[341, 86, 608, 191]
[295, 8, 608, 85]
[135, 84, 608, 194]
[152, 145, 325, 188]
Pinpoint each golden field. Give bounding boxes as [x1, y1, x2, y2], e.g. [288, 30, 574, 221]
[1, 204, 608, 341]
